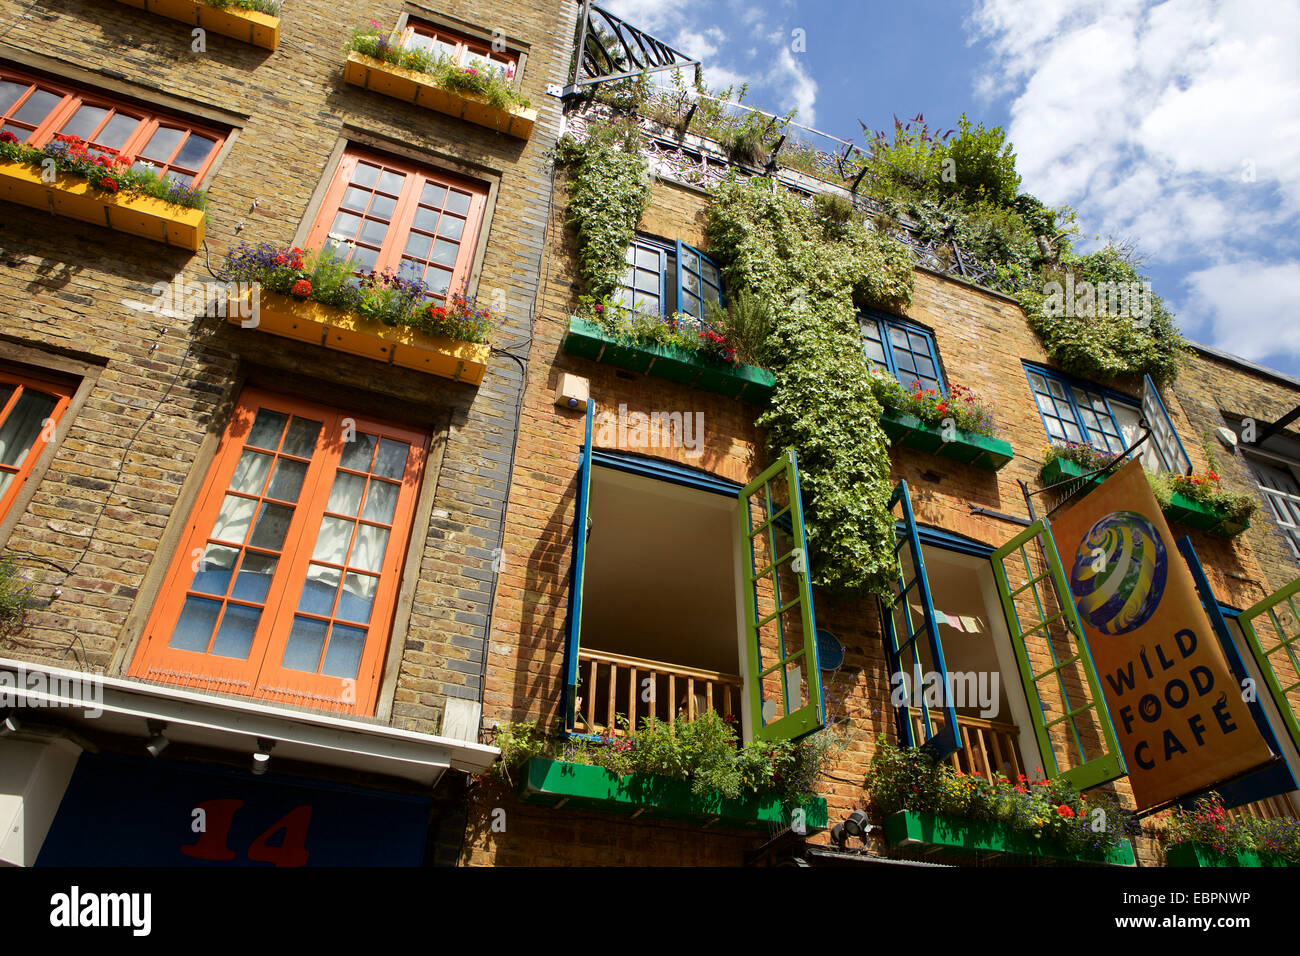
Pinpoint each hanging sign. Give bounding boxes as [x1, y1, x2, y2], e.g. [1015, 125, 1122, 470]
[1051, 458, 1272, 811]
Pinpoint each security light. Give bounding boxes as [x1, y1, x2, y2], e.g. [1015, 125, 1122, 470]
[844, 809, 869, 839]
[145, 720, 169, 758]
[252, 738, 275, 775]
[1, 710, 19, 735]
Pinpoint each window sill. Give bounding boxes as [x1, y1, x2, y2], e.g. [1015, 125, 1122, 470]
[342, 52, 536, 140]
[563, 315, 775, 403]
[228, 291, 490, 385]
[879, 408, 1014, 471]
[0, 157, 205, 250]
[115, 0, 280, 50]
[884, 810, 1136, 866]
[1040, 458, 1251, 537]
[1164, 842, 1293, 868]
[518, 757, 828, 832]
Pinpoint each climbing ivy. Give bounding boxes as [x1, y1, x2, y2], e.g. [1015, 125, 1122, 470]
[554, 119, 652, 303]
[706, 176, 914, 595]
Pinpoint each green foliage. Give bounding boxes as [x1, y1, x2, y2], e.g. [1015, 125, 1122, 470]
[0, 553, 32, 641]
[555, 121, 653, 302]
[705, 289, 774, 367]
[1148, 470, 1257, 526]
[866, 365, 998, 437]
[346, 26, 530, 111]
[1163, 793, 1300, 863]
[493, 712, 834, 806]
[942, 115, 1021, 208]
[868, 742, 1138, 854]
[206, 0, 282, 13]
[706, 175, 914, 595]
[1020, 246, 1186, 385]
[1040, 441, 1116, 475]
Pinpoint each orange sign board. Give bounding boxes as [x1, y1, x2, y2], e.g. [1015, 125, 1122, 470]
[1051, 459, 1271, 810]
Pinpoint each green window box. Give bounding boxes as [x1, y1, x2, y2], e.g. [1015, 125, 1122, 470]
[1164, 842, 1292, 868]
[518, 757, 827, 832]
[878, 409, 1014, 471]
[562, 316, 775, 404]
[1039, 458, 1250, 537]
[884, 810, 1136, 866]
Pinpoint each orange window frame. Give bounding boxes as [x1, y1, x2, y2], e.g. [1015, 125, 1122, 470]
[130, 387, 429, 716]
[306, 146, 488, 304]
[0, 68, 225, 185]
[0, 369, 73, 522]
[401, 21, 517, 78]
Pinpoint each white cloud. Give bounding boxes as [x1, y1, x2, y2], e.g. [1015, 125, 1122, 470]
[1184, 261, 1300, 360]
[971, 0, 1300, 368]
[768, 47, 817, 125]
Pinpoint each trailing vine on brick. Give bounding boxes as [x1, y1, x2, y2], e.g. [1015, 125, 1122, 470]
[554, 120, 652, 303]
[706, 176, 915, 595]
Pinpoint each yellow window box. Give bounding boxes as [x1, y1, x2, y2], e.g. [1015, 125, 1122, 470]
[343, 52, 537, 140]
[229, 291, 491, 385]
[0, 158, 205, 251]
[115, 0, 280, 51]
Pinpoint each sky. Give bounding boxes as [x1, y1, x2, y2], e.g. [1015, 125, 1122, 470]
[602, 0, 1300, 380]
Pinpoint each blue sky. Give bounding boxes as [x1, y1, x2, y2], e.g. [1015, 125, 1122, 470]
[605, 0, 1300, 381]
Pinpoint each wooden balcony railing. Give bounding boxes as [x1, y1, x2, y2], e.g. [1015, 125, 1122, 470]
[909, 710, 1025, 779]
[575, 648, 742, 736]
[1229, 793, 1299, 822]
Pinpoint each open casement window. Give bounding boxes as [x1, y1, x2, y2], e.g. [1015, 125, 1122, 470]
[1178, 539, 1297, 803]
[880, 481, 959, 757]
[0, 369, 73, 521]
[860, 312, 944, 395]
[131, 388, 428, 716]
[739, 449, 823, 741]
[1142, 375, 1192, 476]
[1238, 576, 1300, 756]
[990, 519, 1125, 789]
[0, 68, 225, 186]
[674, 240, 723, 324]
[614, 237, 669, 317]
[562, 400, 596, 731]
[1246, 455, 1300, 561]
[306, 147, 487, 308]
[401, 20, 517, 79]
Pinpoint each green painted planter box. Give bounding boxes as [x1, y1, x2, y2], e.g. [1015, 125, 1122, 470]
[878, 409, 1014, 471]
[1040, 458, 1250, 537]
[562, 316, 775, 403]
[518, 757, 827, 832]
[1165, 842, 1293, 868]
[884, 810, 1136, 866]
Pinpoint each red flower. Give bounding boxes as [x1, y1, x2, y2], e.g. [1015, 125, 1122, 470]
[1057, 804, 1075, 817]
[0, 131, 18, 145]
[290, 279, 312, 298]
[99, 177, 118, 193]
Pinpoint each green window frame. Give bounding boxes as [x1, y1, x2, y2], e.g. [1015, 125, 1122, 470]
[1238, 575, 1300, 756]
[990, 518, 1126, 790]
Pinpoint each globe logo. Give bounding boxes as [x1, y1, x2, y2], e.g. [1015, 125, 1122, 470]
[1069, 511, 1168, 635]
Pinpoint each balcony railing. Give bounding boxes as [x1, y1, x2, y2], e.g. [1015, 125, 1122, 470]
[910, 710, 1026, 779]
[575, 648, 742, 736]
[1229, 793, 1299, 821]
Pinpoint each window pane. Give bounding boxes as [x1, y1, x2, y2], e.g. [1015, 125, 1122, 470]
[229, 449, 272, 495]
[421, 183, 447, 207]
[282, 417, 322, 457]
[13, 88, 61, 125]
[405, 232, 432, 259]
[327, 471, 366, 516]
[210, 603, 261, 659]
[282, 616, 328, 672]
[211, 494, 256, 544]
[412, 206, 439, 232]
[340, 432, 378, 471]
[362, 480, 398, 524]
[331, 210, 363, 237]
[0, 389, 57, 469]
[231, 552, 276, 602]
[341, 186, 370, 211]
[321, 624, 366, 679]
[59, 104, 108, 141]
[369, 194, 396, 220]
[359, 218, 388, 245]
[0, 81, 28, 115]
[168, 596, 220, 652]
[350, 524, 389, 573]
[267, 457, 308, 502]
[246, 408, 288, 449]
[351, 162, 379, 187]
[192, 545, 238, 596]
[437, 216, 464, 241]
[337, 573, 377, 623]
[432, 239, 458, 265]
[444, 189, 471, 216]
[298, 563, 341, 616]
[173, 132, 216, 171]
[313, 516, 355, 565]
[373, 439, 409, 479]
[377, 169, 405, 194]
[249, 502, 293, 550]
[141, 125, 183, 161]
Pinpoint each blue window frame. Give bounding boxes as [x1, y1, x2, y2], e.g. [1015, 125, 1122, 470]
[615, 235, 726, 323]
[1024, 364, 1189, 474]
[860, 310, 944, 394]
